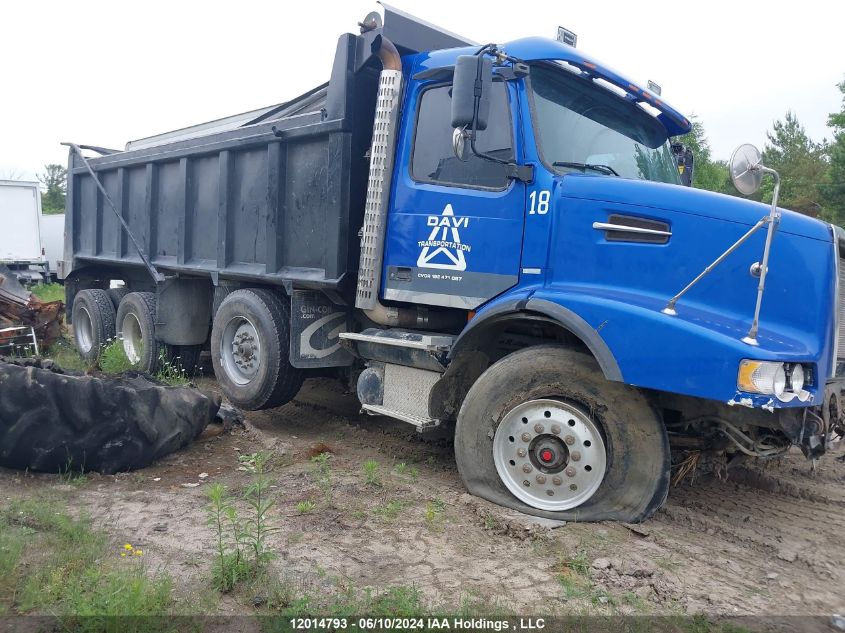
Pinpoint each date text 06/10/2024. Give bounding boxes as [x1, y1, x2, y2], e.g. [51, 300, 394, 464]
[289, 617, 546, 631]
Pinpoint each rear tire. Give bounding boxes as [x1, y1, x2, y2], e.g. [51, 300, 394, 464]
[455, 345, 670, 523]
[106, 287, 129, 310]
[210, 288, 303, 410]
[116, 292, 166, 374]
[71, 289, 115, 362]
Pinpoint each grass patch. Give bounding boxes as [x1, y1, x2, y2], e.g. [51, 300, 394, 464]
[99, 338, 134, 374]
[295, 500, 315, 514]
[30, 282, 64, 303]
[556, 550, 592, 601]
[0, 498, 175, 627]
[393, 462, 419, 480]
[42, 336, 88, 372]
[372, 500, 406, 521]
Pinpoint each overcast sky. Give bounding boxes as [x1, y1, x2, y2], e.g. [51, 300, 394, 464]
[1, 0, 842, 181]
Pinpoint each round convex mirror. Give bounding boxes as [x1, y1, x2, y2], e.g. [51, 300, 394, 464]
[729, 143, 764, 195]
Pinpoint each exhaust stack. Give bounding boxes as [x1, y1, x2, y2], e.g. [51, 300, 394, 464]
[354, 31, 463, 329]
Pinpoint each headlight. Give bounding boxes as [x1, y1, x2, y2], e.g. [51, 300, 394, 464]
[737, 360, 787, 397]
[789, 364, 805, 393]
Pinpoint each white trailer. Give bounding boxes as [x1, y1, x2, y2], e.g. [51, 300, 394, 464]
[39, 213, 65, 280]
[0, 180, 47, 283]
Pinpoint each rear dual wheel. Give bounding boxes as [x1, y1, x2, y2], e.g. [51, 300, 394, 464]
[116, 292, 166, 374]
[71, 289, 115, 362]
[455, 346, 670, 523]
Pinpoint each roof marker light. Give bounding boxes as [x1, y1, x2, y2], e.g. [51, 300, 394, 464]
[556, 26, 577, 48]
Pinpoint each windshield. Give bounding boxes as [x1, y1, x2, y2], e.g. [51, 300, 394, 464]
[529, 64, 681, 185]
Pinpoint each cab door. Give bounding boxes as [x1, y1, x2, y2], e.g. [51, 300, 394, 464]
[382, 78, 525, 310]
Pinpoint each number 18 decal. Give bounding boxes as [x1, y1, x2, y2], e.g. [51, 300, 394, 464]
[528, 190, 551, 215]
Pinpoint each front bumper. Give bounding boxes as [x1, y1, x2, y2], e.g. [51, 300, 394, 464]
[783, 378, 845, 459]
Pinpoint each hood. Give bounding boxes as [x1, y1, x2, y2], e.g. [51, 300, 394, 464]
[557, 175, 832, 242]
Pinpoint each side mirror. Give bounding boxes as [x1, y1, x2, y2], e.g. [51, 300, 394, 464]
[671, 142, 695, 187]
[451, 55, 492, 131]
[729, 144, 764, 195]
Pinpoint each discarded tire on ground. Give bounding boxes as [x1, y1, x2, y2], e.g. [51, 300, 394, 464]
[0, 357, 221, 474]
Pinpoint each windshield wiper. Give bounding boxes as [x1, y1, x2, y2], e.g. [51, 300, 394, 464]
[552, 161, 619, 176]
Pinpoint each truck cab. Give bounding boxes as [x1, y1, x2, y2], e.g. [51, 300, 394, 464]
[62, 6, 845, 523]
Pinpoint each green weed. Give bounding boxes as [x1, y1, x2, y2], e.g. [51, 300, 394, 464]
[99, 339, 134, 374]
[373, 500, 406, 521]
[43, 336, 89, 372]
[309, 452, 332, 503]
[205, 453, 278, 593]
[393, 462, 419, 480]
[362, 459, 381, 486]
[424, 498, 446, 530]
[30, 283, 64, 303]
[295, 500, 315, 514]
[154, 350, 190, 385]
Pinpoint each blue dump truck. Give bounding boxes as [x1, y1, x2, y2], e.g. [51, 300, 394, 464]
[61, 5, 845, 522]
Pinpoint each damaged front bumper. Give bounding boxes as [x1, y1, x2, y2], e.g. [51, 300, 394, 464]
[773, 378, 845, 459]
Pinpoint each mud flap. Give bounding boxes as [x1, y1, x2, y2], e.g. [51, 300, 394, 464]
[289, 290, 353, 368]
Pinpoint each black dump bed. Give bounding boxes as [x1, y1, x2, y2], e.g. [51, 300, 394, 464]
[65, 34, 380, 292]
[63, 6, 472, 295]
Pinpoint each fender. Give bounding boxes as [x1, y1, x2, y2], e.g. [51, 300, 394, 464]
[449, 293, 623, 382]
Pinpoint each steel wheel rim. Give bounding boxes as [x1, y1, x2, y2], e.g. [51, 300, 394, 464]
[493, 398, 607, 511]
[220, 316, 261, 386]
[121, 313, 144, 365]
[76, 306, 94, 353]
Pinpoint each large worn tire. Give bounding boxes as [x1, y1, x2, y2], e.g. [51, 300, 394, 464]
[116, 292, 166, 374]
[455, 345, 670, 523]
[71, 289, 115, 362]
[0, 358, 220, 474]
[106, 287, 130, 310]
[210, 288, 303, 410]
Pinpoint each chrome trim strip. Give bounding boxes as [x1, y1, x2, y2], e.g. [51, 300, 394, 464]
[592, 221, 672, 237]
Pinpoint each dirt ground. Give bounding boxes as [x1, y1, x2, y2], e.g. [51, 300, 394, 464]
[1, 375, 844, 624]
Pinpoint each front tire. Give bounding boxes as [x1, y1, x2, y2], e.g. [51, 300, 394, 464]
[210, 288, 303, 410]
[455, 346, 670, 523]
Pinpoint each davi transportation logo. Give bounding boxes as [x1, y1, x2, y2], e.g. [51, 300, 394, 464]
[417, 204, 471, 271]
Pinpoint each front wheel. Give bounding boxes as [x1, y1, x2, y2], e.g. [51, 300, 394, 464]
[210, 288, 303, 410]
[455, 346, 670, 523]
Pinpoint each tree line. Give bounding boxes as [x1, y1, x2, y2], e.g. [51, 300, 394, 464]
[674, 79, 845, 226]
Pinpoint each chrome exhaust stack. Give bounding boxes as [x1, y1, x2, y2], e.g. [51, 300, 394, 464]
[354, 29, 462, 329]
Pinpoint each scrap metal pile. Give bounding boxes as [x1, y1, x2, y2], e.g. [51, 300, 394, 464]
[0, 264, 63, 354]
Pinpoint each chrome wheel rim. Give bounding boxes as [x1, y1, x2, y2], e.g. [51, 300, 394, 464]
[220, 316, 261, 385]
[493, 398, 607, 511]
[121, 313, 144, 365]
[76, 306, 93, 353]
